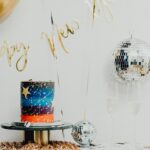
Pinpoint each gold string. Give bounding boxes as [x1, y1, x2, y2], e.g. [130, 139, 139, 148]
[60, 22, 79, 38]
[42, 19, 79, 56]
[0, 41, 29, 72]
[7, 45, 17, 67]
[16, 55, 27, 72]
[101, 0, 113, 21]
[0, 41, 7, 57]
[16, 43, 29, 72]
[59, 28, 69, 38]
[66, 24, 75, 34]
[57, 30, 69, 53]
[60, 24, 74, 38]
[41, 32, 56, 58]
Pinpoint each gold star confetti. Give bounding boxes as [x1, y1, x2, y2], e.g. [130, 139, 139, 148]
[22, 87, 30, 99]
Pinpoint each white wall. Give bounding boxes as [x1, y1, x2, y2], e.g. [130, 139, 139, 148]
[1, 0, 150, 147]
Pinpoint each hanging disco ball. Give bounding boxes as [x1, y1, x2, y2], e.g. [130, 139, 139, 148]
[71, 121, 96, 147]
[113, 38, 150, 81]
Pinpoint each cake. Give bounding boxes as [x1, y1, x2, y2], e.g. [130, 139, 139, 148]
[21, 81, 54, 123]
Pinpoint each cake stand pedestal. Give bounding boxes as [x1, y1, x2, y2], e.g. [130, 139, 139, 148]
[1, 122, 73, 145]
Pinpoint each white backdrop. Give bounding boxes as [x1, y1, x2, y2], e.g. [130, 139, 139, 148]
[1, 0, 150, 147]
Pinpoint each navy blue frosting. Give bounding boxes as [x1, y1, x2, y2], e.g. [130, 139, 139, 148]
[21, 81, 54, 114]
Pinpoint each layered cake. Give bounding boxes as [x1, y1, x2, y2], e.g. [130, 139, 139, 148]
[21, 81, 54, 123]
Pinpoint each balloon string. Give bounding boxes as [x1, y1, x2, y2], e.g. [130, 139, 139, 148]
[86, 64, 90, 96]
[41, 32, 57, 58]
[54, 58, 60, 89]
[101, 0, 113, 19]
[84, 109, 87, 121]
[57, 30, 69, 53]
[83, 63, 90, 121]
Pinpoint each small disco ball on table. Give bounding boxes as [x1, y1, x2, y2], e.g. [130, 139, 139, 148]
[71, 120, 96, 148]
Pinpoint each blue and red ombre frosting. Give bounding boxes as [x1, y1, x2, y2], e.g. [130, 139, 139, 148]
[21, 81, 54, 123]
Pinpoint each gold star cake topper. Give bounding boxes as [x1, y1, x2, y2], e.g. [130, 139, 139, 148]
[22, 87, 30, 99]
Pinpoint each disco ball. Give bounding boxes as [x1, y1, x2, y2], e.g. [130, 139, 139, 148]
[71, 121, 96, 147]
[113, 38, 150, 81]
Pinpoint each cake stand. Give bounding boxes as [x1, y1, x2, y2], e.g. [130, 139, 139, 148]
[1, 122, 73, 145]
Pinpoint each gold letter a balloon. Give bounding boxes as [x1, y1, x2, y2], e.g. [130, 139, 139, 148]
[0, 0, 19, 22]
